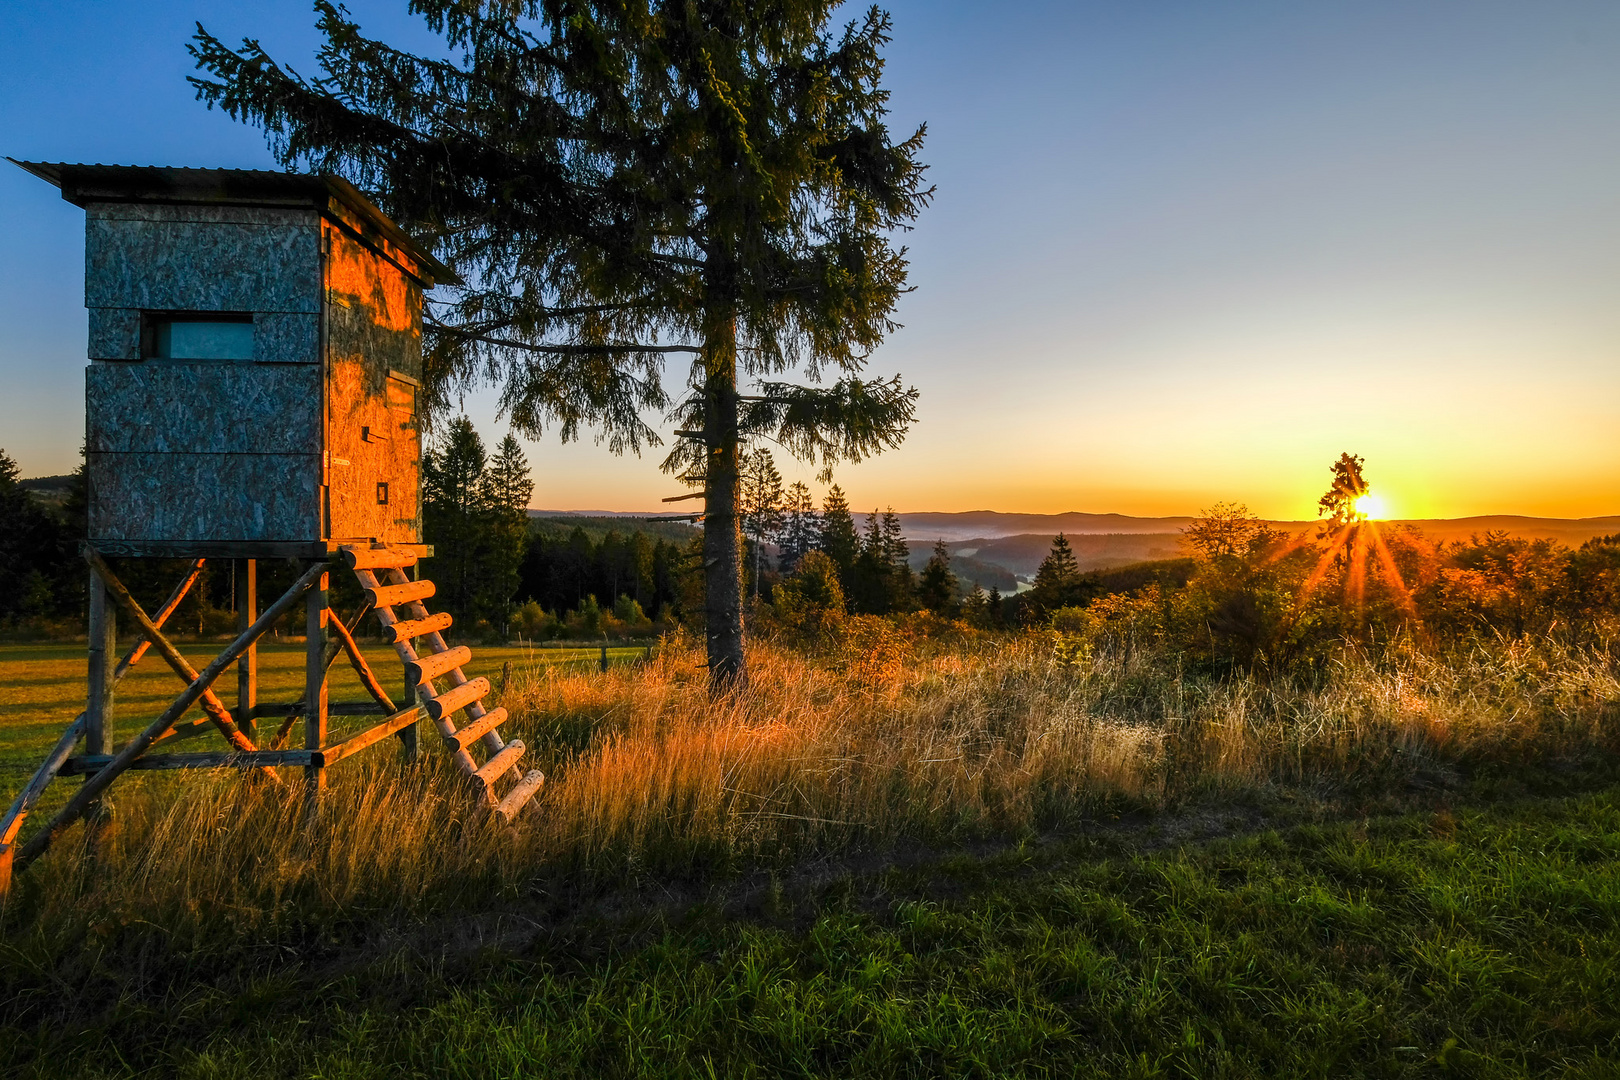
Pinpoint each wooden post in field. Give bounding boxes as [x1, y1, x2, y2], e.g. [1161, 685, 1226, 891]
[600, 641, 609, 673]
[305, 566, 329, 806]
[235, 559, 257, 742]
[85, 569, 115, 756]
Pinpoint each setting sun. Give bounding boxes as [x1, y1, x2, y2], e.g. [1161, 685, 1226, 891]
[1354, 492, 1388, 520]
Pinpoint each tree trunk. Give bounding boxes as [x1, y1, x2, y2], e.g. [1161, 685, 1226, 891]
[702, 313, 745, 692]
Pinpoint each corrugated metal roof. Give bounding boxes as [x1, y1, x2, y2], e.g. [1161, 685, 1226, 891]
[8, 160, 456, 286]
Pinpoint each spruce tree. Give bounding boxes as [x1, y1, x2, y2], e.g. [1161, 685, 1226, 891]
[191, 1, 931, 690]
[481, 434, 533, 626]
[881, 507, 913, 611]
[817, 485, 860, 591]
[485, 435, 535, 519]
[423, 416, 489, 622]
[918, 539, 957, 615]
[1029, 532, 1082, 618]
[740, 449, 785, 598]
[960, 582, 989, 626]
[849, 509, 889, 613]
[777, 481, 819, 573]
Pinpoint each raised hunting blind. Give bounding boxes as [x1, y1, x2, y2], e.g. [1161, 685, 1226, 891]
[0, 164, 545, 894]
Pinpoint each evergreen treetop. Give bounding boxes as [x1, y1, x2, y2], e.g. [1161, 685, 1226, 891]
[1029, 532, 1086, 616]
[918, 538, 957, 615]
[817, 484, 859, 573]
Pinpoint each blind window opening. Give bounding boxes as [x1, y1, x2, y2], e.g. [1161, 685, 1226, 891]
[147, 316, 254, 360]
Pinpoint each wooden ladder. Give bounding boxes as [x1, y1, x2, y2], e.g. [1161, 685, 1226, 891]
[341, 546, 545, 823]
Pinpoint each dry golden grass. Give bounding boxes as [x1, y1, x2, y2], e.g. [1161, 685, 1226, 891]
[5, 629, 1618, 954]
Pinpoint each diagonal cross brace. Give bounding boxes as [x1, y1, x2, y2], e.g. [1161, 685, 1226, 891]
[14, 558, 330, 874]
[267, 604, 381, 751]
[326, 609, 396, 714]
[116, 559, 206, 682]
[0, 559, 205, 869]
[84, 548, 260, 754]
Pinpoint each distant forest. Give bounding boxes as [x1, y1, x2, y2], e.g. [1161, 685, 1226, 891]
[11, 426, 1615, 651]
[0, 425, 1018, 640]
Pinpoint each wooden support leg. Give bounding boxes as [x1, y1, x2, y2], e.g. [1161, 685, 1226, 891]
[82, 548, 259, 755]
[400, 560, 419, 762]
[236, 559, 257, 743]
[305, 568, 329, 808]
[85, 569, 117, 850]
[16, 560, 327, 876]
[86, 570, 115, 757]
[399, 665, 419, 763]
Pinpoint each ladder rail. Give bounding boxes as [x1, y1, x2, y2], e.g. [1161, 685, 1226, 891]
[353, 567, 480, 778]
[380, 567, 520, 781]
[349, 554, 539, 814]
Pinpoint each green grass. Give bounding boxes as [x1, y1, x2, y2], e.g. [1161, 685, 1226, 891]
[0, 641, 647, 819]
[5, 782, 1620, 1077]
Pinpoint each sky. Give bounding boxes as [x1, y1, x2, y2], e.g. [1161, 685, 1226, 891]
[3, 0, 1618, 521]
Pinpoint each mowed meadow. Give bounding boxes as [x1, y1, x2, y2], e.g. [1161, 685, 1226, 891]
[0, 641, 647, 827]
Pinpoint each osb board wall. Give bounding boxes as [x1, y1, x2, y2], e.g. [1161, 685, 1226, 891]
[85, 204, 322, 363]
[85, 204, 321, 312]
[323, 220, 425, 545]
[88, 452, 320, 542]
[87, 363, 321, 454]
[85, 360, 323, 541]
[82, 203, 329, 545]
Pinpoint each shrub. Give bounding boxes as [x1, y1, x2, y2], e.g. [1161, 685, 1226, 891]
[768, 551, 846, 645]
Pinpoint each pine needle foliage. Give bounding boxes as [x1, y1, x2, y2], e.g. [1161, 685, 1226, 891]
[189, 0, 932, 686]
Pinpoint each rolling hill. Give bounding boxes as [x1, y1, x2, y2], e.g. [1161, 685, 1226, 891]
[900, 512, 1620, 583]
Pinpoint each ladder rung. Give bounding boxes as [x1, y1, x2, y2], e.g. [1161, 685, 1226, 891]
[494, 769, 546, 822]
[444, 707, 507, 753]
[339, 545, 420, 571]
[473, 740, 525, 788]
[364, 579, 436, 609]
[384, 611, 452, 644]
[424, 677, 489, 721]
[407, 645, 470, 685]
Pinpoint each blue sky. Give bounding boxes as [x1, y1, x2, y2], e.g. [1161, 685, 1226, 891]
[4, 1, 1618, 518]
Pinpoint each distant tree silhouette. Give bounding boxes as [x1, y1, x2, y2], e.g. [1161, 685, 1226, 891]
[849, 507, 913, 613]
[482, 435, 534, 627]
[777, 482, 820, 574]
[486, 436, 534, 517]
[918, 539, 958, 615]
[423, 417, 490, 623]
[1028, 533, 1095, 618]
[1183, 502, 1281, 562]
[1319, 453, 1370, 533]
[0, 449, 75, 623]
[740, 450, 785, 599]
